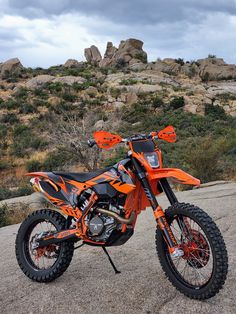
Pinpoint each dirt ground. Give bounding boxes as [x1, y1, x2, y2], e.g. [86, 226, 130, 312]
[0, 182, 235, 314]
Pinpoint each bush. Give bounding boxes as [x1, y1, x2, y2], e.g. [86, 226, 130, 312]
[0, 99, 19, 110]
[120, 78, 138, 85]
[62, 92, 77, 102]
[47, 82, 63, 93]
[26, 160, 42, 172]
[0, 185, 33, 201]
[0, 188, 12, 201]
[41, 151, 69, 171]
[174, 58, 185, 66]
[19, 103, 37, 114]
[1, 113, 19, 124]
[205, 104, 227, 120]
[0, 204, 8, 228]
[0, 203, 32, 227]
[110, 87, 121, 98]
[152, 96, 164, 108]
[169, 96, 185, 109]
[134, 53, 147, 64]
[11, 124, 48, 157]
[184, 137, 223, 183]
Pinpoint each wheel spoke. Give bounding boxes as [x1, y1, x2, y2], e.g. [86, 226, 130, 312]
[168, 214, 213, 287]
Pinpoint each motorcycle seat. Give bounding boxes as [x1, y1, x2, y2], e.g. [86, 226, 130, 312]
[53, 167, 112, 183]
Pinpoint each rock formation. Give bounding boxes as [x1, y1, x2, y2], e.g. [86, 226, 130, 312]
[84, 45, 102, 66]
[85, 38, 147, 68]
[0, 58, 23, 78]
[64, 59, 84, 68]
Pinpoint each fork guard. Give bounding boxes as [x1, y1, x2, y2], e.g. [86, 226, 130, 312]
[148, 168, 200, 186]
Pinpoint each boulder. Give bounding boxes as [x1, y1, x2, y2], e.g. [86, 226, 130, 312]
[53, 76, 85, 85]
[123, 84, 162, 95]
[126, 92, 138, 105]
[64, 59, 83, 68]
[197, 57, 236, 81]
[104, 42, 117, 58]
[84, 45, 102, 66]
[0, 58, 23, 78]
[26, 75, 85, 89]
[25, 75, 54, 88]
[151, 59, 181, 75]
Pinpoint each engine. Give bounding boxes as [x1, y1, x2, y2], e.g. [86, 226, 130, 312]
[85, 203, 123, 242]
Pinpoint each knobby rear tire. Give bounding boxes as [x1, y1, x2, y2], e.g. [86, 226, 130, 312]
[155, 202, 228, 300]
[15, 209, 74, 282]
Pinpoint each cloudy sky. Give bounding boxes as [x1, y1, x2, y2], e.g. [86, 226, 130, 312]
[0, 0, 236, 68]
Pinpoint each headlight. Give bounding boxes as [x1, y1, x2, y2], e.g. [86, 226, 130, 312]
[144, 152, 159, 168]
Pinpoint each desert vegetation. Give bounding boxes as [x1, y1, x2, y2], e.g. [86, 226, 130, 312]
[0, 42, 236, 205]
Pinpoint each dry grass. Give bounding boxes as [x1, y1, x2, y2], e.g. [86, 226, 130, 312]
[0, 203, 33, 227]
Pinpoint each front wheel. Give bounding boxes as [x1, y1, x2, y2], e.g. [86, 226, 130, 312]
[156, 203, 228, 300]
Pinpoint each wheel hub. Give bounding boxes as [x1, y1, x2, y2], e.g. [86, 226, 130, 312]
[181, 229, 210, 268]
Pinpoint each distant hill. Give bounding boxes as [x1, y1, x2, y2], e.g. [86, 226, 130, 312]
[0, 38, 236, 200]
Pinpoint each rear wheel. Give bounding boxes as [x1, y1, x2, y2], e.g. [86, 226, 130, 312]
[155, 203, 228, 299]
[15, 209, 74, 282]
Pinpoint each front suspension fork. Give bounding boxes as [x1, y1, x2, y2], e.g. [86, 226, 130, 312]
[132, 159, 181, 255]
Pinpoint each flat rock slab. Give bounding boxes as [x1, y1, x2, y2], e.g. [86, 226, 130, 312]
[0, 182, 235, 314]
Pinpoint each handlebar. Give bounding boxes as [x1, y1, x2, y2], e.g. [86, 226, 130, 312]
[87, 126, 176, 148]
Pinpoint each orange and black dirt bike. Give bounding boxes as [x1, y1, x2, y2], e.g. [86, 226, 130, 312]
[15, 126, 228, 300]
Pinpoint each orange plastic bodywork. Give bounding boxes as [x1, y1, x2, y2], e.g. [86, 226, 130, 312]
[93, 131, 122, 150]
[157, 125, 177, 143]
[148, 168, 200, 186]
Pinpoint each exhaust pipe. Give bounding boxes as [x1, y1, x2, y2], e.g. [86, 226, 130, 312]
[96, 208, 136, 224]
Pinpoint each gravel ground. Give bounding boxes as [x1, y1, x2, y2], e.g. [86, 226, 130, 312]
[0, 182, 235, 314]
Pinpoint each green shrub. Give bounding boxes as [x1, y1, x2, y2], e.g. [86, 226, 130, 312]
[0, 160, 11, 170]
[1, 113, 19, 124]
[134, 52, 147, 64]
[208, 54, 216, 58]
[205, 104, 227, 120]
[47, 82, 63, 93]
[202, 72, 210, 82]
[174, 58, 185, 66]
[110, 87, 121, 98]
[14, 87, 28, 98]
[62, 92, 77, 102]
[0, 204, 8, 228]
[152, 96, 164, 108]
[0, 99, 19, 110]
[41, 151, 68, 171]
[184, 137, 223, 183]
[19, 103, 37, 114]
[120, 78, 138, 85]
[169, 96, 185, 109]
[26, 160, 42, 172]
[0, 188, 12, 201]
[11, 124, 48, 157]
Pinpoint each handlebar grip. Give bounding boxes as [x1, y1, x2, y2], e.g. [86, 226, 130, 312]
[87, 139, 96, 148]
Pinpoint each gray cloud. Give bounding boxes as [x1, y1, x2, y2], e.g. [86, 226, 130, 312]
[5, 0, 236, 24]
[0, 1, 236, 67]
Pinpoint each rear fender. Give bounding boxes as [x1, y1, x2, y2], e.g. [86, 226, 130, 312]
[149, 168, 200, 186]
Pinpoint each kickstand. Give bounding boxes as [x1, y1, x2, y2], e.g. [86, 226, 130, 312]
[102, 246, 121, 274]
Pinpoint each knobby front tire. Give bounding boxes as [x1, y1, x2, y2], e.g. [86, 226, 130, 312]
[15, 209, 74, 282]
[155, 203, 228, 300]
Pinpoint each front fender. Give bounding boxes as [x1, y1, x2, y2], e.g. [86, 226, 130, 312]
[148, 168, 200, 186]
